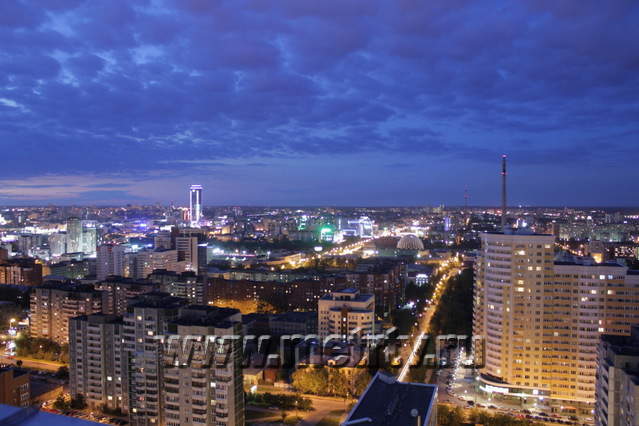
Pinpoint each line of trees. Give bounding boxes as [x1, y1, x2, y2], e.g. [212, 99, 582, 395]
[15, 334, 68, 363]
[53, 393, 86, 411]
[246, 392, 313, 411]
[438, 404, 544, 426]
[429, 268, 474, 338]
[291, 367, 371, 398]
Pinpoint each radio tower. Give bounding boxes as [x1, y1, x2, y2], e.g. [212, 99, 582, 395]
[464, 186, 469, 210]
[501, 154, 507, 230]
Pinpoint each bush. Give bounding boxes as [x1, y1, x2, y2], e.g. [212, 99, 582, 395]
[246, 392, 313, 411]
[53, 394, 69, 411]
[56, 366, 69, 380]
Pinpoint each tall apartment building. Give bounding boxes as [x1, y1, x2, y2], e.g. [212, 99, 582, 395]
[30, 283, 105, 344]
[68, 296, 245, 425]
[133, 249, 178, 279]
[66, 217, 97, 256]
[163, 305, 244, 426]
[546, 256, 639, 405]
[122, 293, 188, 426]
[153, 231, 173, 251]
[66, 217, 83, 254]
[97, 244, 126, 280]
[318, 288, 375, 339]
[175, 236, 198, 273]
[48, 232, 67, 257]
[595, 325, 639, 426]
[95, 277, 159, 316]
[473, 230, 639, 415]
[69, 314, 124, 412]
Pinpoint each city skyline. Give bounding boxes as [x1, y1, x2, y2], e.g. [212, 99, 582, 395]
[1, 1, 638, 206]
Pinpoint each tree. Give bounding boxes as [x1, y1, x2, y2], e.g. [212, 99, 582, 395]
[70, 394, 86, 409]
[351, 370, 372, 396]
[53, 394, 69, 411]
[326, 368, 349, 397]
[291, 367, 328, 395]
[56, 366, 69, 380]
[437, 404, 465, 426]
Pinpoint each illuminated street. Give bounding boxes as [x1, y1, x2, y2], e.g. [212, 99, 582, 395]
[398, 259, 462, 382]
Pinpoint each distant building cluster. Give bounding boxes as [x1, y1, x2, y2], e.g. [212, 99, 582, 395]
[1, 182, 639, 425]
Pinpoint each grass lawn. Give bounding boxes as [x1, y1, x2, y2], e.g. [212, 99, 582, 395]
[246, 409, 278, 421]
[316, 416, 341, 426]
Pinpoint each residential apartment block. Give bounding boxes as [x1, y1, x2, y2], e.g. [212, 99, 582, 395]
[30, 282, 105, 344]
[595, 326, 639, 426]
[473, 230, 639, 415]
[318, 288, 375, 339]
[69, 314, 124, 412]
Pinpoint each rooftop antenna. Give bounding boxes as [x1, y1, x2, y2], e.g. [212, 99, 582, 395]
[501, 154, 507, 230]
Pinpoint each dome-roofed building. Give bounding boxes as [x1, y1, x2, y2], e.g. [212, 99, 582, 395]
[396, 234, 424, 251]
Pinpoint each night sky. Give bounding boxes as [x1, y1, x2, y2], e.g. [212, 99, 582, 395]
[1, 1, 638, 206]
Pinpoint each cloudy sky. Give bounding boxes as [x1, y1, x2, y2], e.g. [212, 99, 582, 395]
[1, 0, 638, 206]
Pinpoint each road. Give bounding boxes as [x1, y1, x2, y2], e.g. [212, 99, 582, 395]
[0, 355, 64, 371]
[397, 260, 462, 382]
[298, 238, 372, 267]
[251, 386, 351, 425]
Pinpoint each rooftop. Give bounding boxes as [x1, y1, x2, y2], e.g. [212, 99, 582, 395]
[72, 313, 123, 325]
[554, 252, 625, 268]
[128, 292, 188, 310]
[172, 305, 240, 327]
[0, 367, 28, 379]
[484, 228, 552, 236]
[0, 404, 100, 426]
[345, 371, 437, 426]
[320, 289, 374, 303]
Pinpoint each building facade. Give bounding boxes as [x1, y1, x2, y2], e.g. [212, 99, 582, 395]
[0, 368, 30, 408]
[318, 288, 375, 339]
[189, 185, 203, 227]
[97, 244, 126, 280]
[30, 283, 105, 344]
[595, 326, 639, 426]
[121, 293, 187, 426]
[473, 230, 639, 415]
[0, 258, 42, 286]
[69, 314, 124, 412]
[149, 270, 205, 305]
[95, 277, 158, 316]
[163, 306, 244, 426]
[133, 249, 178, 279]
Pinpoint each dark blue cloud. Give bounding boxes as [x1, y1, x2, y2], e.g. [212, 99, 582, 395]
[0, 0, 638, 205]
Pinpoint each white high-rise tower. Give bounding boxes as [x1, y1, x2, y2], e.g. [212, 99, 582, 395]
[189, 184, 203, 226]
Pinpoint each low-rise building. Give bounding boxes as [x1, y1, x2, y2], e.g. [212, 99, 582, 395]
[345, 371, 437, 426]
[0, 258, 43, 286]
[0, 368, 29, 408]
